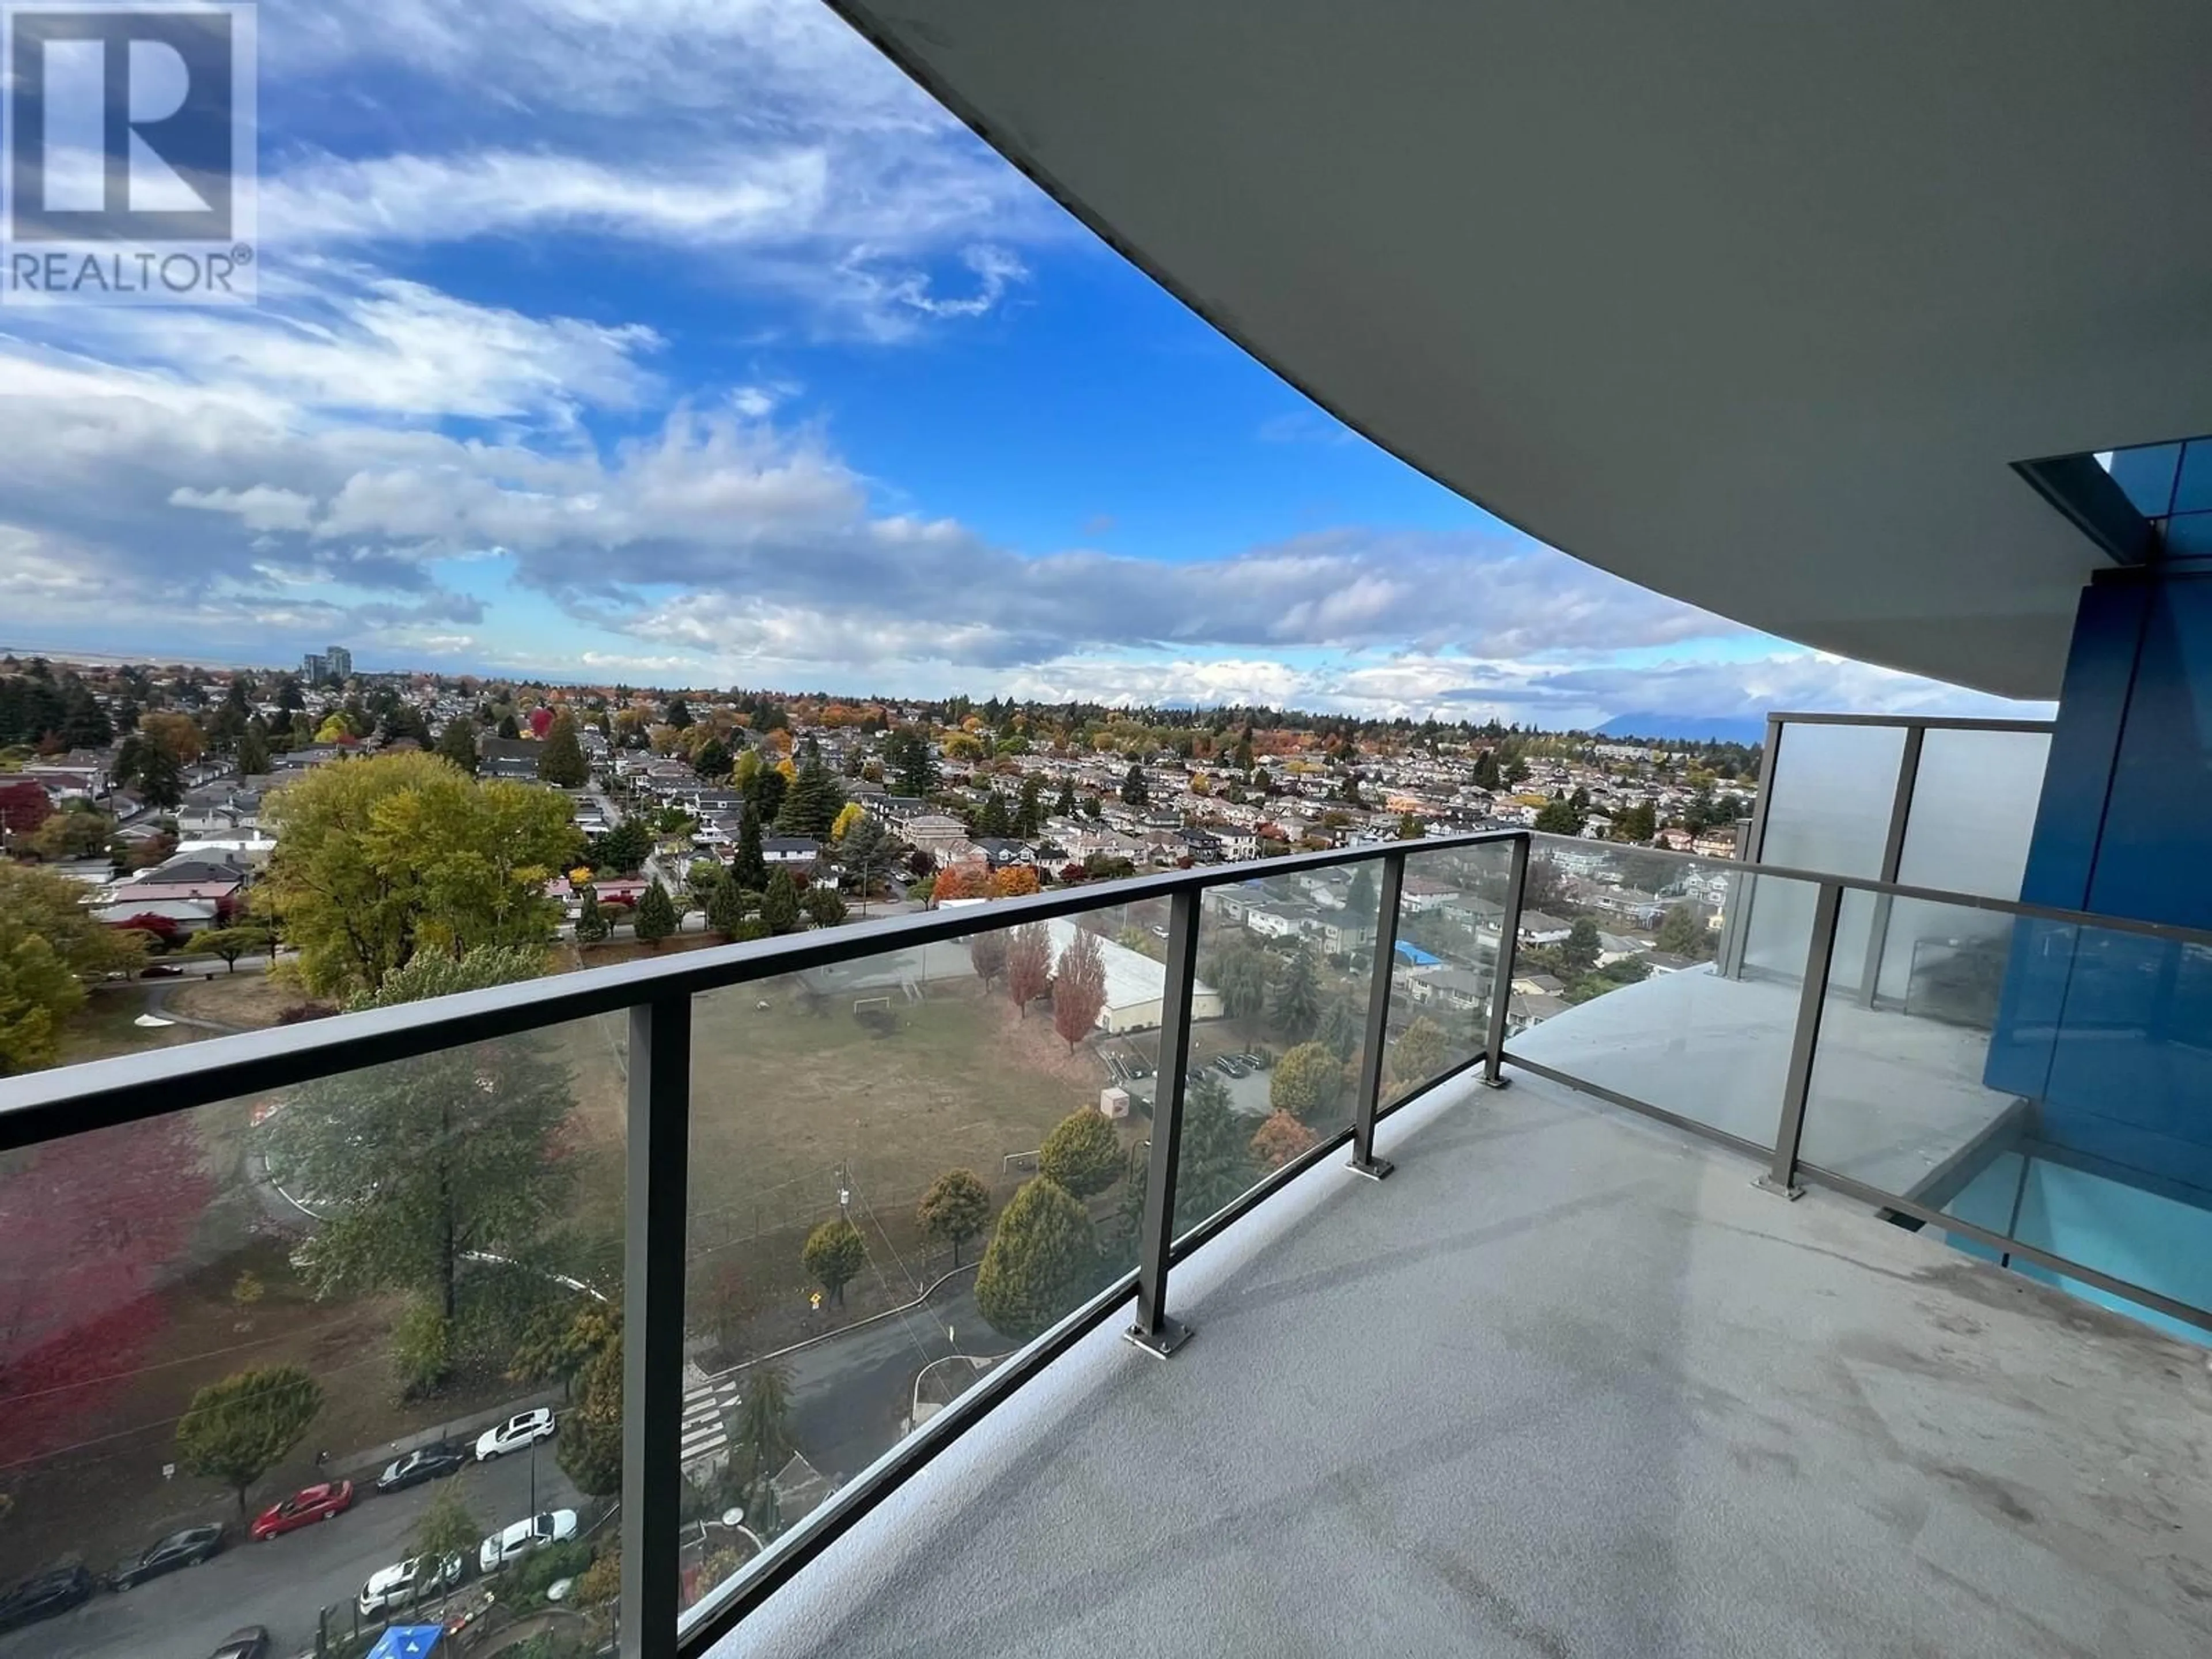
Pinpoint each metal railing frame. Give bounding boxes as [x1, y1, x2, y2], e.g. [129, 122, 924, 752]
[12, 819, 2212, 1656]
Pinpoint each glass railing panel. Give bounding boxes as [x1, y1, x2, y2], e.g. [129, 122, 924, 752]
[0, 1009, 627, 1659]
[1802, 896, 2212, 1337]
[677, 903, 1143, 1626]
[1512, 836, 1805, 1148]
[1385, 840, 1515, 1100]
[1175, 857, 1388, 1237]
[1798, 889, 2028, 1197]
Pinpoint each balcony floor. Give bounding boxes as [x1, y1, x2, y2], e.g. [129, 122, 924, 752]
[726, 1065, 2212, 1659]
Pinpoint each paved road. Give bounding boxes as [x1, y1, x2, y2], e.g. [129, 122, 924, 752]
[771, 1274, 986, 1484]
[0, 1451, 583, 1659]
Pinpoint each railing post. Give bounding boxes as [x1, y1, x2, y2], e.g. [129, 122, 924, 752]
[1759, 881, 1842, 1200]
[1348, 849, 1407, 1179]
[1126, 887, 1201, 1357]
[1481, 833, 1531, 1088]
[622, 993, 692, 1659]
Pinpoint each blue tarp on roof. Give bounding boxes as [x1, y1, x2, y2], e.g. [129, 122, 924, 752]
[1394, 942, 1441, 966]
[366, 1629, 443, 1659]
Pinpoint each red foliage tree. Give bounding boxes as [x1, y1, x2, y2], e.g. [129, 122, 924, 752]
[528, 706, 555, 738]
[1249, 1110, 1319, 1170]
[1051, 929, 1108, 1054]
[0, 1113, 213, 1467]
[1058, 862, 1087, 886]
[1004, 922, 1052, 1019]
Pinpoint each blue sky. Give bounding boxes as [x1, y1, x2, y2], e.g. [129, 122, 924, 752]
[0, 0, 2047, 729]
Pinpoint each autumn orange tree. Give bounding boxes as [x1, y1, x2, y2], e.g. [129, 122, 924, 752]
[932, 865, 988, 902]
[1051, 928, 1108, 1053]
[1249, 1111, 1317, 1170]
[1004, 922, 1052, 1017]
[990, 866, 1041, 899]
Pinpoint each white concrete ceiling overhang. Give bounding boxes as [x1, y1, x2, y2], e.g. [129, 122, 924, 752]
[831, 1, 2212, 697]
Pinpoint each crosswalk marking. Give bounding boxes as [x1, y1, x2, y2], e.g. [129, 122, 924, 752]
[681, 1377, 742, 1466]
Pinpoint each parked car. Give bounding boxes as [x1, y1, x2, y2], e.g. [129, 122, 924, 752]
[358, 1552, 467, 1618]
[478, 1510, 578, 1574]
[1212, 1055, 1247, 1078]
[375, 1441, 467, 1494]
[208, 1628, 271, 1659]
[249, 1480, 355, 1541]
[0, 1565, 93, 1632]
[140, 963, 184, 978]
[474, 1407, 557, 1461]
[110, 1524, 223, 1589]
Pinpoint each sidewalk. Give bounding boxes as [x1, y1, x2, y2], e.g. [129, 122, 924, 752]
[327, 1385, 569, 1482]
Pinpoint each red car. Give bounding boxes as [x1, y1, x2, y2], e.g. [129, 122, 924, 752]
[249, 1482, 354, 1541]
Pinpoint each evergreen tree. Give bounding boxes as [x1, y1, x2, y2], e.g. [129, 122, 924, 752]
[236, 726, 271, 777]
[802, 1218, 866, 1307]
[1270, 943, 1324, 1035]
[733, 812, 768, 889]
[694, 736, 732, 781]
[762, 868, 801, 934]
[1052, 779, 1077, 817]
[976, 790, 1013, 839]
[635, 879, 677, 947]
[976, 1177, 1096, 1340]
[537, 712, 588, 786]
[574, 887, 610, 944]
[1120, 763, 1149, 806]
[1016, 775, 1044, 837]
[437, 715, 479, 774]
[916, 1169, 991, 1268]
[775, 756, 846, 839]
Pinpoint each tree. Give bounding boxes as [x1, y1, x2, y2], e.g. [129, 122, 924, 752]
[975, 1177, 1096, 1340]
[990, 865, 1041, 899]
[829, 801, 865, 843]
[1534, 797, 1584, 836]
[916, 1169, 991, 1268]
[1270, 1040, 1346, 1126]
[665, 696, 693, 729]
[1391, 1017, 1450, 1094]
[970, 927, 1009, 989]
[0, 862, 142, 1074]
[1176, 1074, 1259, 1224]
[1471, 750, 1502, 790]
[884, 727, 938, 798]
[801, 884, 847, 928]
[1038, 1108, 1122, 1197]
[435, 716, 479, 774]
[415, 1483, 482, 1564]
[174, 1365, 323, 1514]
[195, 926, 271, 972]
[25, 805, 112, 861]
[139, 710, 205, 765]
[263, 949, 575, 1350]
[497, 713, 521, 740]
[635, 878, 677, 947]
[1346, 865, 1378, 919]
[732, 810, 769, 890]
[1656, 903, 1716, 961]
[1613, 800, 1658, 843]
[131, 740, 184, 809]
[1051, 929, 1108, 1054]
[761, 868, 801, 934]
[559, 1332, 623, 1497]
[732, 1362, 791, 1495]
[704, 876, 749, 938]
[777, 756, 847, 840]
[693, 737, 732, 781]
[1016, 775, 1044, 837]
[1563, 917, 1603, 975]
[595, 816, 651, 876]
[802, 1217, 866, 1308]
[1052, 779, 1077, 817]
[1250, 1110, 1318, 1170]
[1003, 922, 1052, 1017]
[236, 726, 271, 777]
[537, 713, 589, 787]
[259, 752, 578, 997]
[1120, 763, 1148, 806]
[1397, 813, 1426, 839]
[574, 886, 611, 945]
[1214, 944, 1271, 1037]
[1270, 944, 1324, 1036]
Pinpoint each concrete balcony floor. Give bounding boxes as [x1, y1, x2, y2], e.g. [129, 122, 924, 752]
[727, 1063, 2212, 1658]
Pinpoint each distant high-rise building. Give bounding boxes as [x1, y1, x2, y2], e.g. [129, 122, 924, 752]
[325, 645, 353, 681]
[302, 652, 328, 683]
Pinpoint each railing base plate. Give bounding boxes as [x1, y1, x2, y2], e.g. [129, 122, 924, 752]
[1123, 1316, 1192, 1358]
[1479, 1073, 1513, 1091]
[1754, 1175, 1805, 1201]
[1347, 1156, 1396, 1181]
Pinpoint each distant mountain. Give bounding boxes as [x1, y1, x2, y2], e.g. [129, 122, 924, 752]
[1594, 713, 1767, 746]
